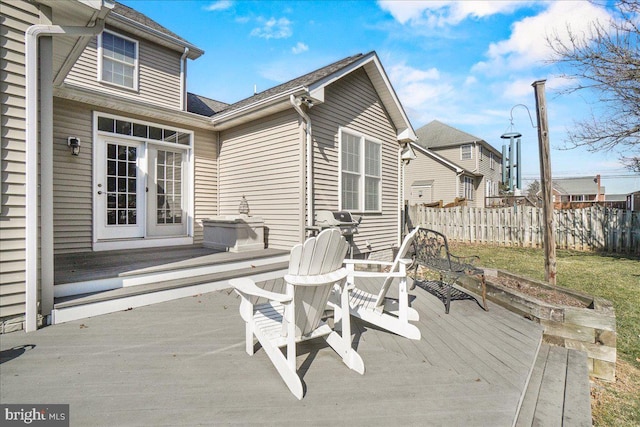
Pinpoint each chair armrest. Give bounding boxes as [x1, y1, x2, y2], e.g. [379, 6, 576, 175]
[229, 278, 292, 303]
[285, 268, 348, 287]
[344, 259, 394, 268]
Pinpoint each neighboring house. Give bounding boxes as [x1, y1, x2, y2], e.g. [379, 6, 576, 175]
[405, 120, 502, 208]
[1, 0, 416, 331]
[627, 191, 640, 211]
[550, 175, 605, 207]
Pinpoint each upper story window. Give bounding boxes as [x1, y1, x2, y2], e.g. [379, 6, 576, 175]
[340, 128, 382, 212]
[98, 31, 138, 90]
[461, 144, 472, 160]
[490, 152, 495, 169]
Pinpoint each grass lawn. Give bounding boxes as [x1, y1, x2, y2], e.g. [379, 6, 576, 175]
[448, 243, 640, 426]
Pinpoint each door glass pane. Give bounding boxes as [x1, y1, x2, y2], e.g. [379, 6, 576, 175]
[106, 142, 137, 226]
[155, 149, 183, 225]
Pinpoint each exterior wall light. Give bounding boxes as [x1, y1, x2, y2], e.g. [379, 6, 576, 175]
[67, 137, 81, 156]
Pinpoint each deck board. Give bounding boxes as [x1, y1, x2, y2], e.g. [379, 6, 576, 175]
[1, 278, 545, 426]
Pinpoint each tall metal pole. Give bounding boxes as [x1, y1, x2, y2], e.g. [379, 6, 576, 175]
[532, 80, 557, 285]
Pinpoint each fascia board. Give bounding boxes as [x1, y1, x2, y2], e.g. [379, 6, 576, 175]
[411, 142, 463, 173]
[108, 14, 204, 59]
[55, 84, 214, 129]
[306, 52, 417, 142]
[211, 87, 307, 129]
[364, 55, 416, 142]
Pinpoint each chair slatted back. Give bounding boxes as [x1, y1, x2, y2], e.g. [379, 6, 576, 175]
[287, 229, 349, 338]
[373, 227, 418, 308]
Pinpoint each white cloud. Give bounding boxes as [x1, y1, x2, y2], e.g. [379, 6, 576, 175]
[250, 17, 293, 39]
[474, 1, 612, 74]
[292, 42, 308, 54]
[378, 0, 527, 26]
[204, 1, 232, 12]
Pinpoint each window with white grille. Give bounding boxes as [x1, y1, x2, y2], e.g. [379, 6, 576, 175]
[340, 128, 381, 212]
[98, 31, 138, 90]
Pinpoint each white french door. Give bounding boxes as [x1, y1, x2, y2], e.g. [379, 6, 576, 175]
[95, 138, 145, 240]
[95, 138, 189, 242]
[147, 146, 187, 237]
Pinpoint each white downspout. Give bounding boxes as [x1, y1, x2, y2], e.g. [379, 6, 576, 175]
[25, 21, 105, 332]
[180, 47, 189, 111]
[290, 95, 313, 230]
[398, 146, 403, 246]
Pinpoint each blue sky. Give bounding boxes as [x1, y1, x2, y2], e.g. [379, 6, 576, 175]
[121, 0, 639, 193]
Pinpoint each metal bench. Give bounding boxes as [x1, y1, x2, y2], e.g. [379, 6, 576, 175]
[410, 227, 488, 314]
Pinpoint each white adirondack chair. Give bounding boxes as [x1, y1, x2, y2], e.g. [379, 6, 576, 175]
[230, 228, 365, 400]
[332, 227, 421, 340]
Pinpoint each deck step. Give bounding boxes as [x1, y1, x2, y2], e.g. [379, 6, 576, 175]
[51, 261, 289, 325]
[516, 344, 592, 427]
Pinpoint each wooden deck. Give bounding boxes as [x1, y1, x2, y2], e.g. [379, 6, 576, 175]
[1, 276, 588, 426]
[54, 245, 288, 285]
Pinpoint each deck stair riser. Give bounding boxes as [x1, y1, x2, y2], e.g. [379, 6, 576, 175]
[54, 254, 289, 298]
[52, 260, 289, 325]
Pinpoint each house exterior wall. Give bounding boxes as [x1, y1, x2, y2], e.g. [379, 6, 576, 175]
[404, 151, 458, 207]
[52, 98, 217, 253]
[218, 110, 302, 251]
[430, 144, 502, 208]
[65, 26, 182, 110]
[311, 68, 400, 255]
[0, 0, 43, 325]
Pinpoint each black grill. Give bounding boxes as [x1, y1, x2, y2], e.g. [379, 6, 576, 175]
[307, 210, 361, 257]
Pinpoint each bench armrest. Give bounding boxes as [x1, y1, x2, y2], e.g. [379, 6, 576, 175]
[449, 253, 479, 266]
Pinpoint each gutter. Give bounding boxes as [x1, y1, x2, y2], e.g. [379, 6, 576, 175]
[25, 18, 107, 332]
[213, 87, 306, 129]
[290, 95, 314, 231]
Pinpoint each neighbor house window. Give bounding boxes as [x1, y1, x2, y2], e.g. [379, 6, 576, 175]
[490, 152, 495, 170]
[463, 176, 474, 200]
[98, 31, 138, 90]
[461, 144, 472, 160]
[340, 128, 381, 212]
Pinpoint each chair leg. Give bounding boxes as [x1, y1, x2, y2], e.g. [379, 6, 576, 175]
[445, 282, 451, 314]
[245, 321, 254, 355]
[253, 327, 304, 400]
[479, 274, 488, 311]
[325, 331, 365, 375]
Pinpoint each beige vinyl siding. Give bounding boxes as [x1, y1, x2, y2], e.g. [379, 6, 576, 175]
[477, 145, 503, 203]
[52, 99, 216, 251]
[311, 68, 399, 255]
[219, 110, 302, 251]
[52, 98, 94, 253]
[65, 27, 182, 110]
[405, 151, 459, 206]
[0, 0, 41, 320]
[193, 130, 218, 244]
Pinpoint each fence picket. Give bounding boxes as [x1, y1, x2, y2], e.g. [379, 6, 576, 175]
[408, 205, 639, 254]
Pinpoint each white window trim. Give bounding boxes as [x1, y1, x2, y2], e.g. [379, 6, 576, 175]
[461, 144, 473, 160]
[338, 127, 382, 213]
[97, 30, 140, 91]
[463, 176, 474, 201]
[92, 111, 194, 251]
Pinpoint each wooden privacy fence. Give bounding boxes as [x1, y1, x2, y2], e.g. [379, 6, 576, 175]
[408, 205, 640, 254]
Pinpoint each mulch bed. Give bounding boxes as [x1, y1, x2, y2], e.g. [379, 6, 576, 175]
[488, 275, 589, 308]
